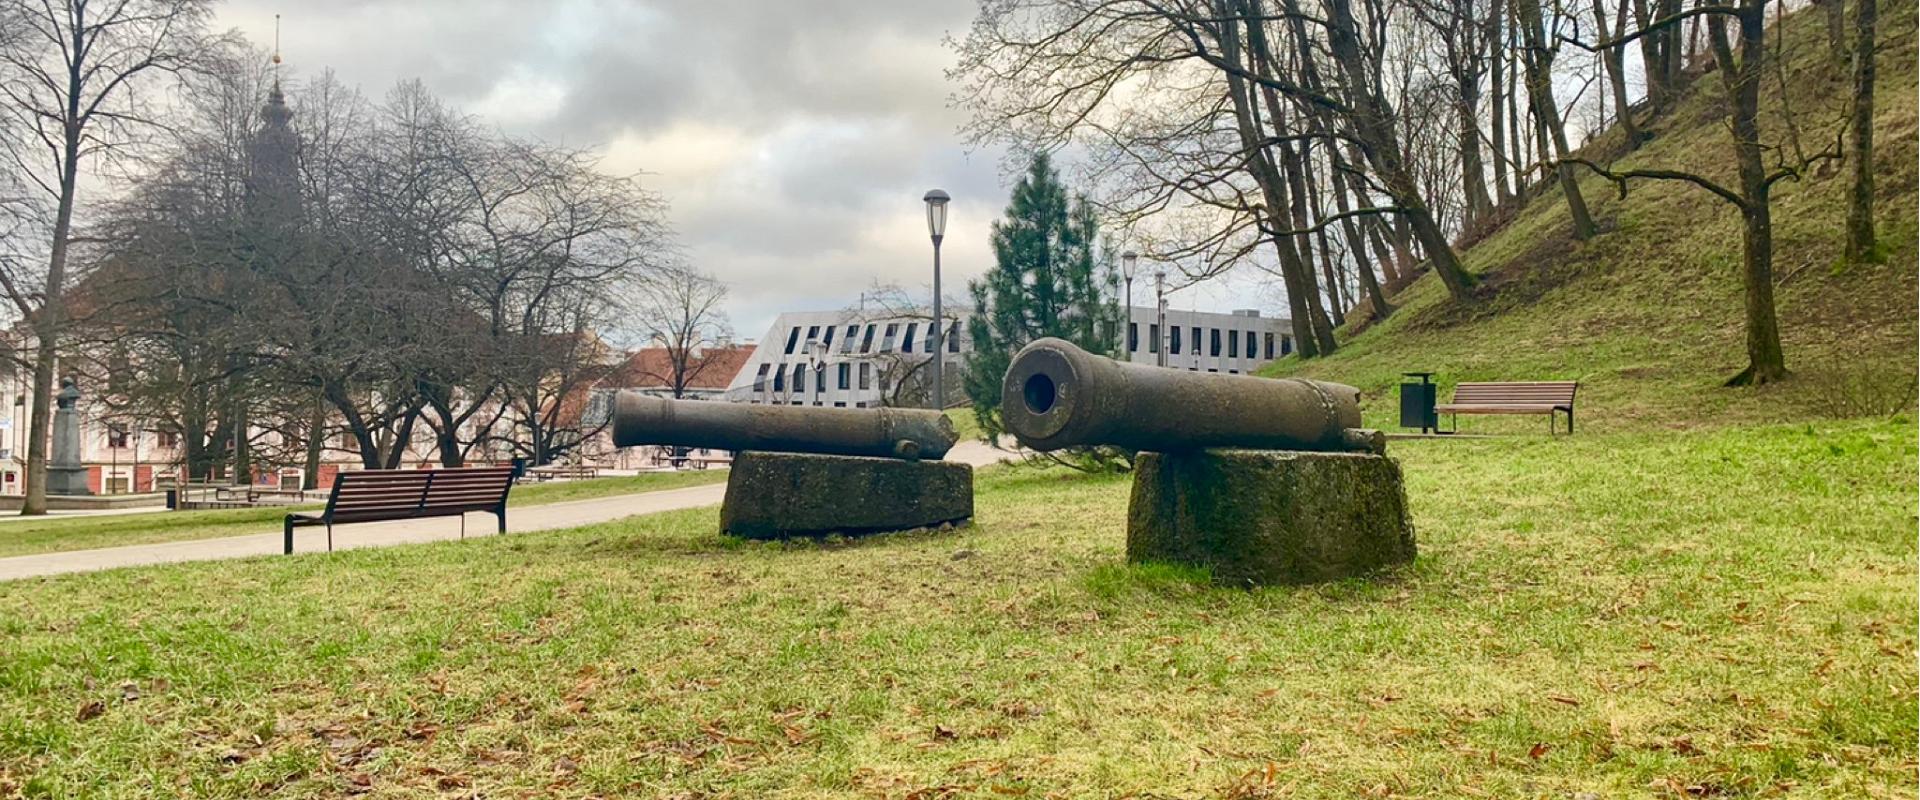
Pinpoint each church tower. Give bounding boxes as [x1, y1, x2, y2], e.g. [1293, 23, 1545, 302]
[247, 20, 300, 227]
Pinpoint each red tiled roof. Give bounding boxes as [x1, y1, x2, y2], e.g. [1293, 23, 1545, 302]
[607, 345, 755, 392]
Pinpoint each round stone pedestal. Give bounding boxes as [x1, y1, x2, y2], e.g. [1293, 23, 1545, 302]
[721, 451, 973, 539]
[1127, 450, 1415, 586]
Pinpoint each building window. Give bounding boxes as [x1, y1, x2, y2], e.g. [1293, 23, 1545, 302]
[947, 322, 961, 353]
[859, 362, 872, 390]
[1148, 324, 1160, 354]
[1281, 335, 1293, 356]
[902, 322, 918, 353]
[156, 430, 178, 448]
[804, 325, 821, 349]
[855, 401, 868, 408]
[1128, 322, 1138, 353]
[1210, 328, 1222, 357]
[1264, 332, 1275, 360]
[783, 326, 801, 355]
[792, 364, 807, 393]
[837, 363, 851, 390]
[755, 363, 771, 393]
[823, 326, 837, 348]
[1190, 327, 1201, 356]
[1228, 328, 1239, 358]
[840, 325, 858, 353]
[107, 424, 129, 448]
[881, 323, 899, 352]
[834, 401, 846, 407]
[773, 366, 787, 392]
[1170, 326, 1183, 355]
[1246, 331, 1257, 359]
[859, 325, 877, 353]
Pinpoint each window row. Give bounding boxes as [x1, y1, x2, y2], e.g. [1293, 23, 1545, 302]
[1126, 324, 1293, 360]
[783, 320, 962, 356]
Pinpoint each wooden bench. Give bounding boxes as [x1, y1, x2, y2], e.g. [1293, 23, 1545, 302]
[1435, 381, 1580, 434]
[283, 467, 514, 554]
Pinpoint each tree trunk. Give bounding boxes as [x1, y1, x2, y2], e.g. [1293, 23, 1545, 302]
[21, 146, 82, 516]
[1220, 0, 1327, 356]
[1517, 0, 1598, 240]
[1488, 0, 1514, 205]
[1457, 80, 1492, 223]
[1844, 0, 1877, 263]
[1328, 152, 1394, 320]
[1594, 0, 1645, 146]
[1713, 0, 1787, 385]
[1507, 46, 1527, 189]
[1814, 0, 1847, 65]
[1323, 0, 1477, 301]
[301, 399, 325, 490]
[1632, 0, 1672, 107]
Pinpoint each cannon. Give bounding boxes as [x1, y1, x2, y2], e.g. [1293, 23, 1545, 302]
[613, 392, 957, 460]
[609, 391, 971, 539]
[998, 338, 1411, 586]
[998, 338, 1383, 454]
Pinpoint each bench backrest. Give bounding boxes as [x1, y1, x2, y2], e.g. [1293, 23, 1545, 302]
[1451, 381, 1579, 406]
[325, 467, 514, 524]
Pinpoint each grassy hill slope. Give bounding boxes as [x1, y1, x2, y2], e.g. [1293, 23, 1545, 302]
[1266, 3, 1917, 432]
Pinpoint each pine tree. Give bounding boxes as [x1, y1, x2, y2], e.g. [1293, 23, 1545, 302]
[962, 153, 1119, 442]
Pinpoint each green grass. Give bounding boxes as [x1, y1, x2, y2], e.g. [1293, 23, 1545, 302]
[0, 470, 728, 560]
[0, 419, 1910, 797]
[1264, 3, 1919, 434]
[944, 407, 984, 442]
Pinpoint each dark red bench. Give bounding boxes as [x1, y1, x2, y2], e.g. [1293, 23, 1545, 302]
[1436, 381, 1580, 434]
[283, 467, 514, 554]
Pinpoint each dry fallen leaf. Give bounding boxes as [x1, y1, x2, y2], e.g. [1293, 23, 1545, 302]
[1528, 742, 1551, 760]
[75, 700, 105, 722]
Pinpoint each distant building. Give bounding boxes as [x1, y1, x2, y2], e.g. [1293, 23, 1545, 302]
[724, 306, 1293, 408]
[602, 344, 758, 401]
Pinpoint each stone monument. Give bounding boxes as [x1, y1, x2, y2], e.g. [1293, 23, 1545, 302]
[999, 338, 1413, 586]
[610, 393, 972, 539]
[47, 376, 92, 496]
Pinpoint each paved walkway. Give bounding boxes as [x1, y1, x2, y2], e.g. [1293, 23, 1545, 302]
[0, 442, 1021, 583]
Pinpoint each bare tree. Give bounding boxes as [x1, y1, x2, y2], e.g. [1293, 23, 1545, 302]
[1563, 0, 1843, 385]
[628, 266, 733, 399]
[0, 0, 224, 513]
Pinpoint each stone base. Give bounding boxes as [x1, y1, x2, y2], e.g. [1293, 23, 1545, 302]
[721, 451, 973, 539]
[1128, 450, 1415, 586]
[46, 466, 92, 497]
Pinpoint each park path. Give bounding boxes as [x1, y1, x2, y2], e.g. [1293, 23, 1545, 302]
[0, 441, 1019, 583]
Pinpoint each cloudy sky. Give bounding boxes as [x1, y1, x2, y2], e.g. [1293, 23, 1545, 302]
[214, 0, 1277, 341]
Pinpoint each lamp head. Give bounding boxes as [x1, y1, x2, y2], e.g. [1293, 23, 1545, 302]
[922, 189, 950, 241]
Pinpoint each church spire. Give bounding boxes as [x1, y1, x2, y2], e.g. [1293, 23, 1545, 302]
[249, 14, 299, 224]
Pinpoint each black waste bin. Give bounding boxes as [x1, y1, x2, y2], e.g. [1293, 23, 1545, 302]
[510, 458, 528, 480]
[1400, 372, 1437, 433]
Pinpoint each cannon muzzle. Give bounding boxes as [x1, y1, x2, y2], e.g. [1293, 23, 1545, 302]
[612, 392, 958, 460]
[999, 338, 1378, 453]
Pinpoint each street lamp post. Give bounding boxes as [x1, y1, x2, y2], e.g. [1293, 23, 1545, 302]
[1121, 250, 1138, 359]
[1154, 270, 1168, 368]
[922, 189, 950, 410]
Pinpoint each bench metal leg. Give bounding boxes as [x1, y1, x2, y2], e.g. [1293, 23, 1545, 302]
[283, 517, 295, 555]
[497, 505, 508, 535]
[460, 514, 466, 540]
[326, 523, 334, 553]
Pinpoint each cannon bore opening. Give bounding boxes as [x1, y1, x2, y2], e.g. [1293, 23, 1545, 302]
[1022, 373, 1057, 415]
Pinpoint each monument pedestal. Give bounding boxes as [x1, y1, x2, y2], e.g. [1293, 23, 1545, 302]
[46, 466, 92, 496]
[1127, 450, 1414, 586]
[721, 451, 973, 539]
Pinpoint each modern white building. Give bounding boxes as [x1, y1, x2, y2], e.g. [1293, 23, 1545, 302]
[725, 306, 1294, 408]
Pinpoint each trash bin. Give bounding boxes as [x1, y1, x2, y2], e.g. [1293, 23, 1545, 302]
[509, 458, 527, 480]
[1400, 372, 1437, 434]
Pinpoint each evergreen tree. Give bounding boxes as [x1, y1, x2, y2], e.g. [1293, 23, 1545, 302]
[963, 153, 1119, 444]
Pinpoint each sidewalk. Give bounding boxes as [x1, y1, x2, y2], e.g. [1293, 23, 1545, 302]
[0, 442, 1021, 582]
[0, 484, 730, 582]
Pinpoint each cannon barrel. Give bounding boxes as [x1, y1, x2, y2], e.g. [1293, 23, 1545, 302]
[612, 392, 958, 461]
[999, 338, 1381, 453]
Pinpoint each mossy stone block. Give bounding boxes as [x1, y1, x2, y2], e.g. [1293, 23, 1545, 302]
[721, 451, 973, 539]
[1128, 450, 1415, 586]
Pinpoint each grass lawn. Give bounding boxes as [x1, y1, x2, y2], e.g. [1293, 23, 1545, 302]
[0, 419, 1909, 797]
[0, 470, 728, 560]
